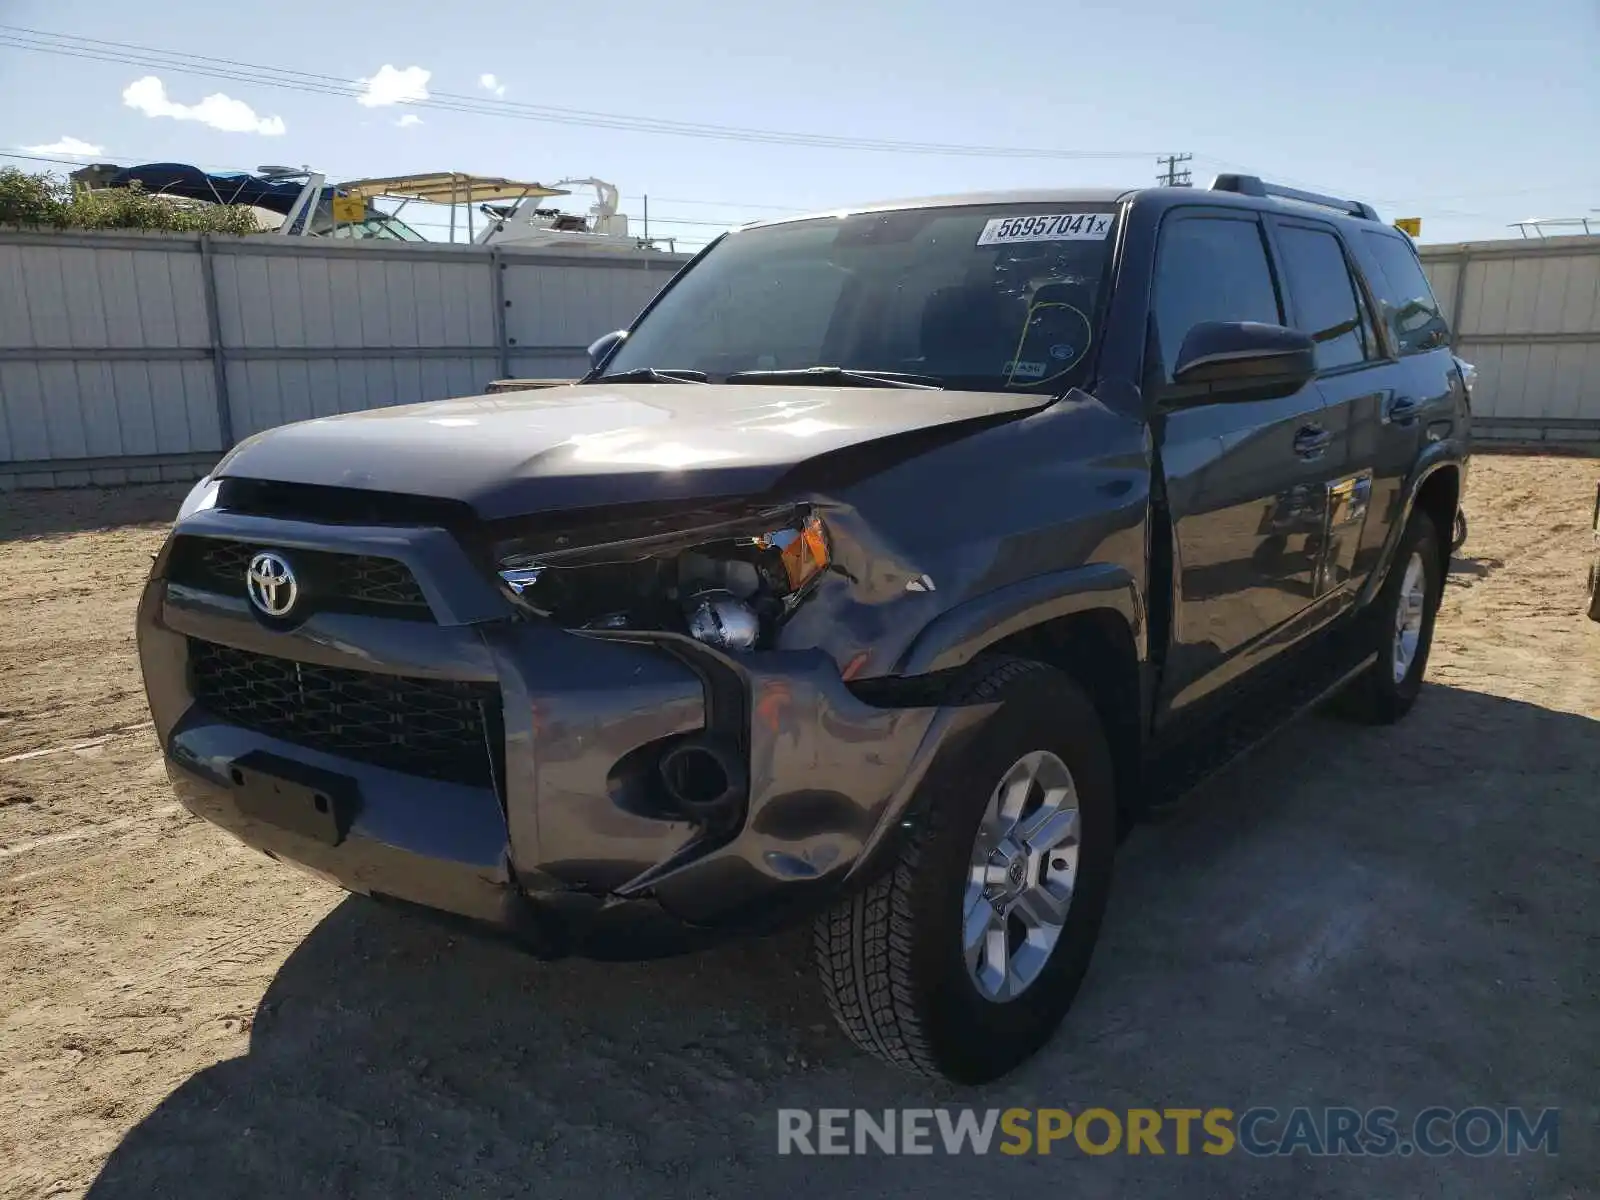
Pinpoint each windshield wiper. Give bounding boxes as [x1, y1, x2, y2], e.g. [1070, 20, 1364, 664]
[593, 367, 709, 384]
[723, 366, 943, 390]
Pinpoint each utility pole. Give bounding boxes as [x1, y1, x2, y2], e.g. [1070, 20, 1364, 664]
[1156, 153, 1193, 187]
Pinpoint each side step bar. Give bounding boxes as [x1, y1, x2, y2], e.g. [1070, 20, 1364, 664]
[1142, 647, 1379, 817]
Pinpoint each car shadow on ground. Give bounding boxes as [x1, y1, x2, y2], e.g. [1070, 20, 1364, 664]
[0, 482, 192, 542]
[85, 683, 1599, 1199]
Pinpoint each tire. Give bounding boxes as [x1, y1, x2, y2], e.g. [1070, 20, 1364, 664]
[1334, 509, 1443, 724]
[1452, 509, 1468, 554]
[1588, 482, 1600, 623]
[814, 656, 1117, 1083]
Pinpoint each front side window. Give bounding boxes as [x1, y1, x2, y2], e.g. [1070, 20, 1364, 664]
[1152, 215, 1282, 383]
[1275, 225, 1372, 371]
[603, 204, 1120, 393]
[1361, 232, 1451, 355]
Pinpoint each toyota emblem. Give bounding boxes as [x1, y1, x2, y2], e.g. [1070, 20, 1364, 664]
[246, 551, 299, 618]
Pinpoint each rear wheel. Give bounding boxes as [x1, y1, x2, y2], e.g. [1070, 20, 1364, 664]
[1335, 510, 1443, 724]
[1588, 482, 1600, 623]
[814, 657, 1116, 1082]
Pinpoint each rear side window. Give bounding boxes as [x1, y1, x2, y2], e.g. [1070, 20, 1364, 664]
[1361, 233, 1451, 355]
[1153, 215, 1282, 382]
[1275, 225, 1373, 371]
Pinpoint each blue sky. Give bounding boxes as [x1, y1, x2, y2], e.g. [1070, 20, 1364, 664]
[1, 0, 1595, 246]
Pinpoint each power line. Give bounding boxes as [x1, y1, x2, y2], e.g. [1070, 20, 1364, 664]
[0, 150, 84, 167]
[0, 27, 1172, 162]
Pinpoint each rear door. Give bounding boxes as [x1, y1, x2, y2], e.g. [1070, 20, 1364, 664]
[1263, 214, 1395, 601]
[1152, 209, 1342, 723]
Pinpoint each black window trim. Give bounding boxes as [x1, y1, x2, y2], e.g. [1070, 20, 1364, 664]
[1145, 205, 1288, 394]
[1261, 212, 1395, 378]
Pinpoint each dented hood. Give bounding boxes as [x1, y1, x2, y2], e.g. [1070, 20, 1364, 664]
[213, 382, 1049, 519]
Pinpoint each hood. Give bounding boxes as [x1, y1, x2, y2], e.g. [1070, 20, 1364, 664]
[213, 383, 1050, 520]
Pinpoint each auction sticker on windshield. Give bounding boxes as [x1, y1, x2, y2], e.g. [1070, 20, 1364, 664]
[976, 213, 1115, 245]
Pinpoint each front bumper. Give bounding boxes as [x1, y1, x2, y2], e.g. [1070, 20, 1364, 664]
[138, 510, 978, 956]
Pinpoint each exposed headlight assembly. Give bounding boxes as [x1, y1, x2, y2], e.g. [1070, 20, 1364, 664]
[176, 476, 220, 522]
[495, 505, 831, 651]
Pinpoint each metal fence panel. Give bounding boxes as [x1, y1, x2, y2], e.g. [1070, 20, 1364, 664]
[0, 228, 686, 487]
[1420, 235, 1600, 448]
[501, 255, 676, 355]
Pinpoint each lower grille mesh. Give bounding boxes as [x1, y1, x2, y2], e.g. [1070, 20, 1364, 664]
[189, 639, 501, 788]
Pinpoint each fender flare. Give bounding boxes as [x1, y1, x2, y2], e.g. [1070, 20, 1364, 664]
[1357, 449, 1465, 609]
[893, 562, 1146, 677]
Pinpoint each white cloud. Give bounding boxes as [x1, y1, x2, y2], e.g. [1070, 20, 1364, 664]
[357, 65, 430, 108]
[122, 76, 286, 136]
[23, 136, 104, 156]
[479, 73, 506, 97]
[396, 114, 422, 128]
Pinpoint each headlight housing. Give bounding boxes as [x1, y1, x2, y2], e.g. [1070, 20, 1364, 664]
[494, 504, 831, 651]
[176, 476, 219, 522]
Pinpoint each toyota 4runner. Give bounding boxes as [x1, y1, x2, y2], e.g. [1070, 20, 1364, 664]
[138, 174, 1469, 1082]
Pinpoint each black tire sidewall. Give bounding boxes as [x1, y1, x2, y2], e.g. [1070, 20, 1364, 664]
[1379, 512, 1443, 706]
[903, 666, 1117, 1083]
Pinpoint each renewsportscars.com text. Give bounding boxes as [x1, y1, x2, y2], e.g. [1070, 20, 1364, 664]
[776, 1106, 1560, 1157]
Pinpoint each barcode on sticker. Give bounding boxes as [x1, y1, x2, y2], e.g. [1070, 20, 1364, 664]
[977, 212, 1114, 246]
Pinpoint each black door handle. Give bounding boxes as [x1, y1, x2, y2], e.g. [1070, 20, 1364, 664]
[1294, 424, 1332, 460]
[1387, 396, 1420, 425]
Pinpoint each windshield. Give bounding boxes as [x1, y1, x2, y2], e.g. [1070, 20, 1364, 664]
[603, 203, 1120, 393]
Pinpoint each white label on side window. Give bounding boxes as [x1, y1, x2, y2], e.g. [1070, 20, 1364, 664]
[976, 212, 1115, 245]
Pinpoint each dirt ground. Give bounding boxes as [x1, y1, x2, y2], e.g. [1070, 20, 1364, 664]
[2, 456, 1597, 1198]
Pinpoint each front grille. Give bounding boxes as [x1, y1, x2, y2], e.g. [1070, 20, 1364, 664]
[169, 537, 432, 619]
[189, 639, 502, 788]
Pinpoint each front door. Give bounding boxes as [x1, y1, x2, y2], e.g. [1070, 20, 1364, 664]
[1266, 214, 1406, 603]
[1151, 210, 1342, 724]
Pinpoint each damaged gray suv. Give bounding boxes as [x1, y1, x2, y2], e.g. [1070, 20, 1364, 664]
[139, 175, 1469, 1081]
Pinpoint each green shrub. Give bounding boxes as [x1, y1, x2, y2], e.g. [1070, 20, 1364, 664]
[0, 168, 65, 225]
[0, 169, 263, 235]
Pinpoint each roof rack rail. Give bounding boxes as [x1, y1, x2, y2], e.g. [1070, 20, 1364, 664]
[1209, 174, 1381, 223]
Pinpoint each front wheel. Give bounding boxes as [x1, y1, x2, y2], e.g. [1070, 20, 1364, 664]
[814, 657, 1117, 1082]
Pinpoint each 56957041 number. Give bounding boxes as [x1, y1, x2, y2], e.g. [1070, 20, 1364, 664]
[976, 212, 1115, 246]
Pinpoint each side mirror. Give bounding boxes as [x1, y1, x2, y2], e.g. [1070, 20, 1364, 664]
[587, 329, 628, 370]
[1169, 321, 1315, 402]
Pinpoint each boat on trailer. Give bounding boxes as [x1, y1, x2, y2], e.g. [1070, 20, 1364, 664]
[338, 172, 678, 255]
[69, 163, 674, 256]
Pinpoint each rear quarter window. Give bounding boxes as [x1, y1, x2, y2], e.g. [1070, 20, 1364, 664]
[1361, 232, 1451, 355]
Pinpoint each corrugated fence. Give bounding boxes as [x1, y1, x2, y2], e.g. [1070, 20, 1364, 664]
[1420, 234, 1600, 450]
[3, 227, 1597, 489]
[0, 227, 687, 489]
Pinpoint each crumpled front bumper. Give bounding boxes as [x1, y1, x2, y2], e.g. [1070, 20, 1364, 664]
[138, 509, 987, 956]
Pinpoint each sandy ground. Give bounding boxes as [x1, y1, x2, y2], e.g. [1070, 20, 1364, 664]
[1, 456, 1597, 1198]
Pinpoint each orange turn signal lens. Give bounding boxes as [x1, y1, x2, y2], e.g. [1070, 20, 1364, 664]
[779, 514, 829, 591]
